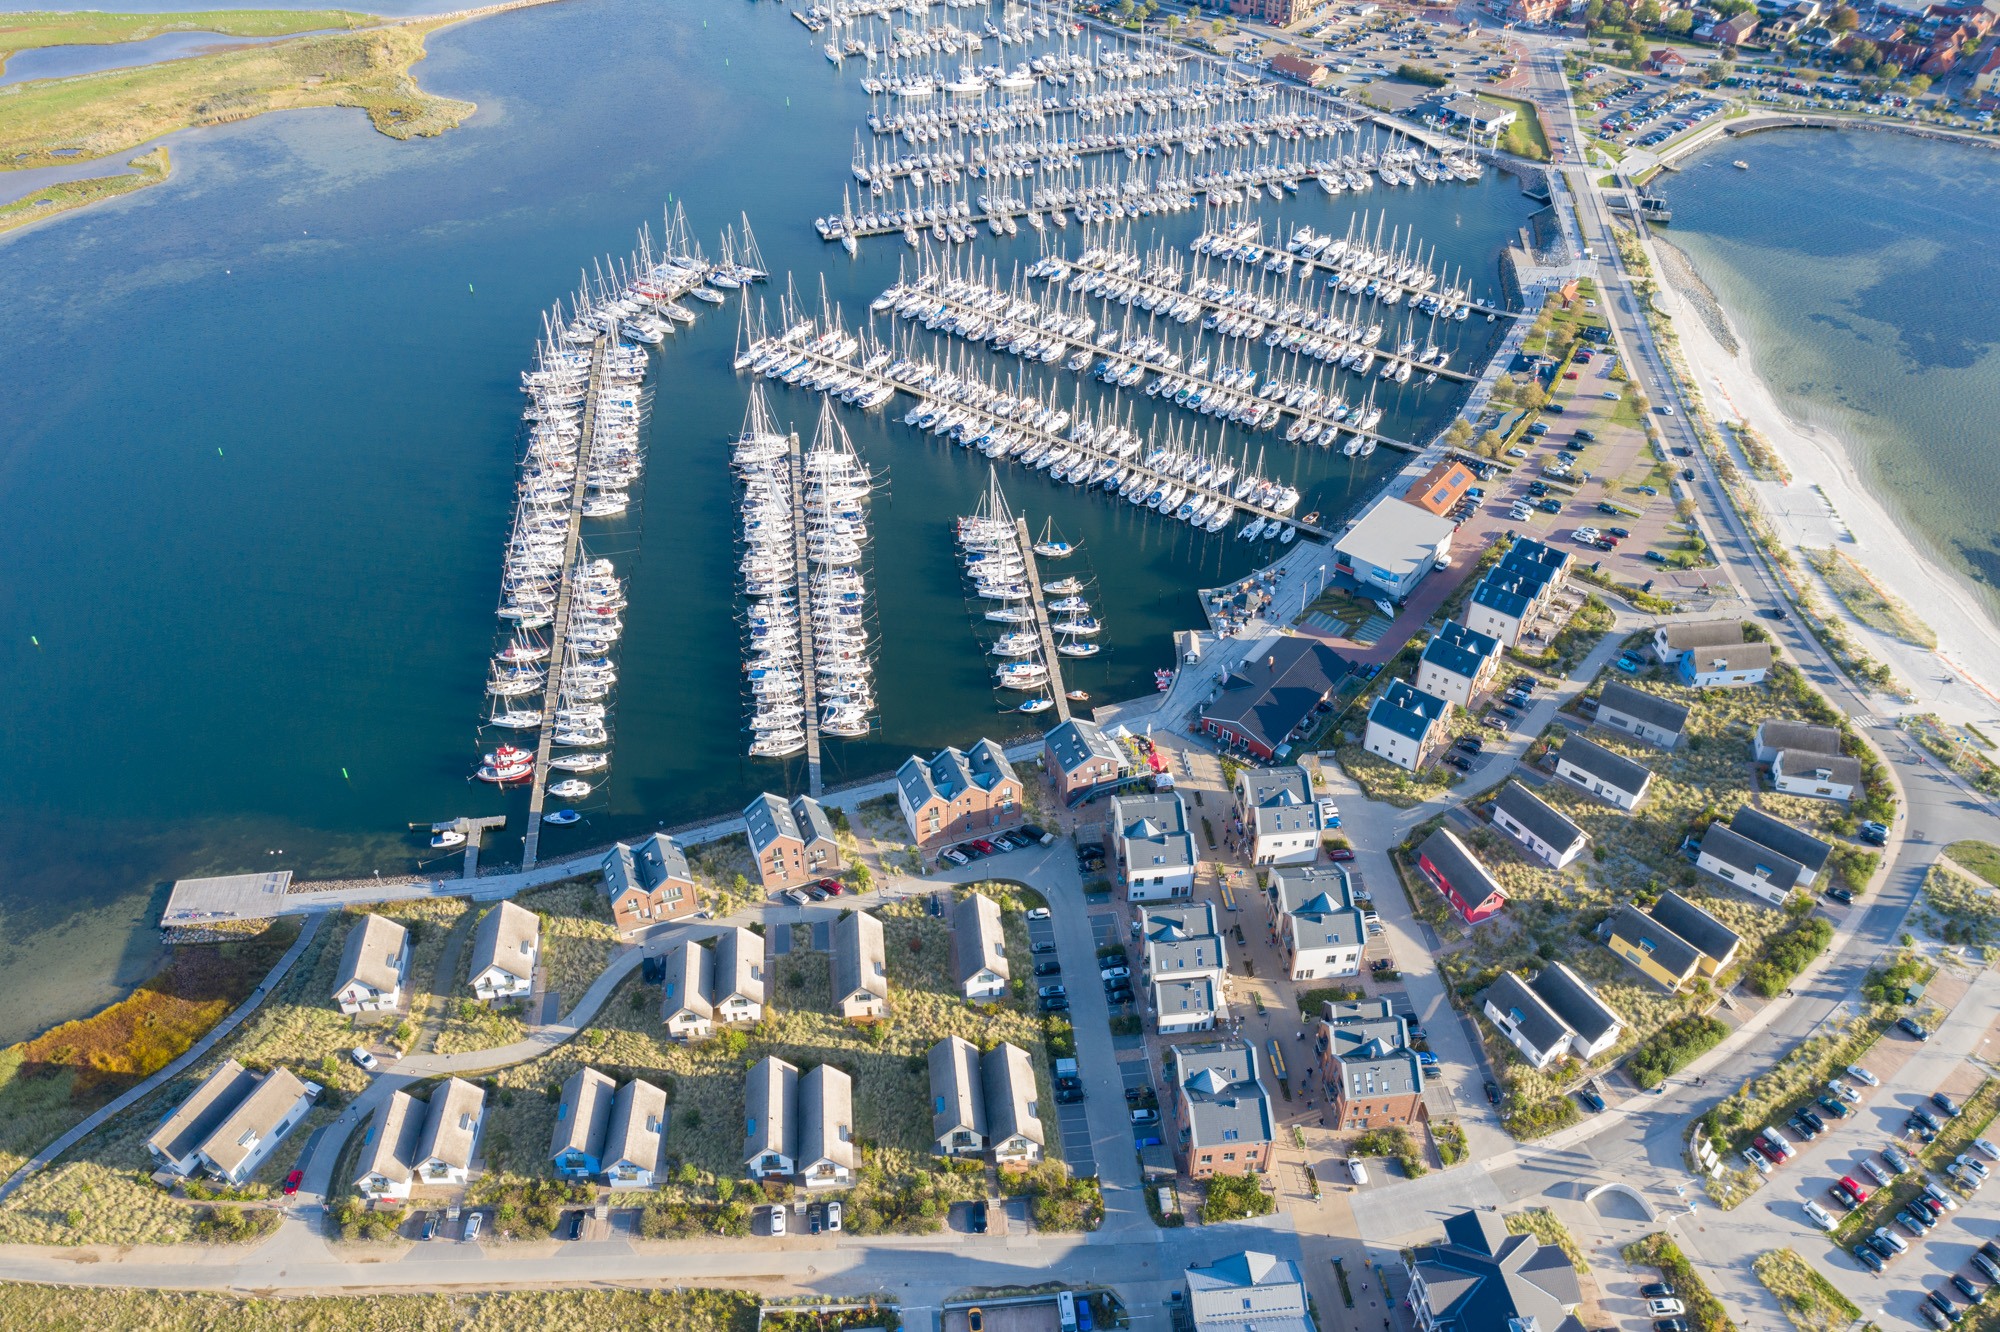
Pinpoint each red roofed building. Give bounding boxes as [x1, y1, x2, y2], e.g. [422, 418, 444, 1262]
[1647, 48, 1688, 76]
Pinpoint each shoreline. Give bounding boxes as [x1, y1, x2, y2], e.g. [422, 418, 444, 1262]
[1646, 217, 2000, 717]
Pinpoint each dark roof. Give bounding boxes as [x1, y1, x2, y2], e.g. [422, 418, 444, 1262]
[1493, 782, 1586, 855]
[1775, 750, 1864, 787]
[1658, 620, 1746, 654]
[1410, 1209, 1585, 1332]
[1202, 638, 1356, 753]
[1684, 641, 1774, 676]
[1470, 571, 1534, 621]
[1421, 621, 1499, 681]
[1173, 1042, 1274, 1149]
[1608, 904, 1703, 981]
[1729, 807, 1832, 873]
[1756, 719, 1842, 757]
[1700, 822, 1807, 891]
[1557, 735, 1653, 796]
[1418, 829, 1502, 905]
[1649, 891, 1741, 964]
[744, 792, 833, 852]
[1502, 537, 1570, 583]
[1045, 717, 1123, 774]
[1481, 972, 1570, 1060]
[1527, 963, 1622, 1045]
[1369, 680, 1447, 743]
[1597, 681, 1689, 735]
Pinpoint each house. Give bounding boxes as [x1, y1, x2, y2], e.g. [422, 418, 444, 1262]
[1197, 637, 1356, 759]
[1413, 829, 1508, 924]
[1501, 537, 1571, 591]
[1169, 1041, 1275, 1179]
[1716, 10, 1759, 42]
[1594, 681, 1689, 749]
[710, 927, 767, 1024]
[1490, 781, 1588, 869]
[797, 1064, 857, 1190]
[660, 939, 716, 1041]
[1464, 569, 1548, 647]
[831, 910, 890, 1021]
[1331, 498, 1458, 601]
[1606, 904, 1704, 991]
[1318, 999, 1426, 1130]
[1529, 963, 1623, 1059]
[1266, 865, 1365, 980]
[1480, 973, 1576, 1070]
[743, 792, 840, 891]
[1235, 765, 1323, 865]
[1730, 807, 1832, 885]
[1144, 902, 1229, 1032]
[1406, 1209, 1585, 1332]
[743, 1056, 799, 1181]
[1554, 735, 1654, 811]
[1364, 680, 1449, 772]
[1753, 719, 1842, 765]
[981, 1042, 1045, 1166]
[412, 1077, 486, 1187]
[602, 1077, 668, 1188]
[1696, 821, 1807, 905]
[951, 892, 1010, 1000]
[468, 900, 538, 1002]
[1647, 47, 1689, 75]
[600, 833, 699, 933]
[145, 1061, 315, 1185]
[353, 1089, 427, 1201]
[1044, 716, 1128, 803]
[1185, 1252, 1317, 1332]
[1415, 621, 1502, 708]
[1773, 749, 1861, 801]
[1653, 619, 1745, 664]
[896, 738, 1023, 860]
[1680, 641, 1773, 687]
[1405, 459, 1477, 518]
[1269, 50, 1333, 86]
[1112, 790, 1198, 900]
[927, 1035, 988, 1158]
[1648, 890, 1742, 977]
[549, 1067, 618, 1179]
[333, 913, 409, 1014]
[1505, 0, 1569, 23]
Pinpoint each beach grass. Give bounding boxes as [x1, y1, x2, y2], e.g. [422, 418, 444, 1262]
[0, 143, 168, 234]
[0, 20, 474, 171]
[1504, 1207, 1588, 1272]
[1946, 840, 2000, 888]
[0, 11, 377, 66]
[1803, 547, 1937, 650]
[1753, 1249, 1858, 1332]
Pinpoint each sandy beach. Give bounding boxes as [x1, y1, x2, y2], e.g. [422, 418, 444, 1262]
[1645, 232, 2000, 729]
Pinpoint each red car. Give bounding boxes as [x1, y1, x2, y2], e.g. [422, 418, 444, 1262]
[1562, 371, 1579, 380]
[815, 878, 845, 896]
[971, 840, 996, 854]
[283, 1170, 304, 1196]
[1328, 849, 1356, 863]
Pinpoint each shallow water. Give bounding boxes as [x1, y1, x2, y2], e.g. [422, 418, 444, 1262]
[0, 30, 333, 86]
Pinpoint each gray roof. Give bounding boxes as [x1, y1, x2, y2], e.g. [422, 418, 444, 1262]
[1527, 963, 1622, 1046]
[900, 739, 1019, 810]
[1608, 904, 1703, 982]
[337, 913, 407, 997]
[832, 910, 889, 1007]
[1154, 974, 1222, 1022]
[416, 1077, 485, 1171]
[1493, 781, 1586, 856]
[1730, 807, 1833, 875]
[1416, 829, 1504, 907]
[1700, 822, 1808, 891]
[1113, 791, 1196, 875]
[661, 939, 714, 1022]
[1597, 680, 1689, 735]
[358, 1089, 426, 1189]
[1757, 719, 1842, 757]
[1422, 621, 1500, 681]
[1201, 636, 1356, 754]
[952, 892, 1009, 988]
[550, 1067, 617, 1162]
[603, 832, 692, 904]
[1649, 891, 1742, 964]
[469, 900, 538, 985]
[744, 791, 835, 854]
[1185, 1251, 1311, 1332]
[148, 1059, 260, 1165]
[1322, 997, 1396, 1024]
[195, 1067, 310, 1178]
[928, 1035, 986, 1143]
[1322, 1008, 1423, 1100]
[981, 1042, 1044, 1149]
[798, 1063, 856, 1172]
[1502, 537, 1570, 583]
[1267, 865, 1363, 952]
[744, 1055, 799, 1165]
[1144, 902, 1227, 975]
[1775, 749, 1863, 787]
[1409, 1209, 1585, 1332]
[1239, 765, 1316, 839]
[712, 926, 766, 1007]
[1335, 496, 1457, 579]
[1658, 620, 1746, 653]
[1369, 679, 1447, 744]
[1481, 972, 1570, 1059]
[1685, 641, 1774, 676]
[604, 1078, 667, 1175]
[1046, 717, 1124, 775]
[1557, 734, 1654, 796]
[1173, 1042, 1274, 1149]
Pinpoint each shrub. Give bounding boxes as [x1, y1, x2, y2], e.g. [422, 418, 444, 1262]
[1397, 62, 1447, 85]
[1432, 1120, 1468, 1167]
[1745, 915, 1833, 997]
[1628, 1014, 1728, 1089]
[1624, 1234, 1737, 1332]
[1199, 1173, 1274, 1223]
[1503, 1096, 1579, 1141]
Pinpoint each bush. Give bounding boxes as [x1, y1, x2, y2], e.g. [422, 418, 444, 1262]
[1200, 1173, 1275, 1223]
[1397, 62, 1447, 85]
[1503, 1096, 1579, 1141]
[1623, 1234, 1737, 1332]
[1432, 1120, 1468, 1166]
[1745, 915, 1833, 997]
[1629, 1014, 1728, 1089]
[1352, 1126, 1426, 1177]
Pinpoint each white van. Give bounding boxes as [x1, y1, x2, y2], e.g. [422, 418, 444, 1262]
[1346, 1157, 1369, 1186]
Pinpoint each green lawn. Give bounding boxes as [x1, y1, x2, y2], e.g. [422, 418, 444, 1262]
[1945, 840, 2000, 888]
[0, 9, 376, 67]
[1478, 94, 1550, 162]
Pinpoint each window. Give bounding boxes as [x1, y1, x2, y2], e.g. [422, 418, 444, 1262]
[1223, 1152, 1236, 1161]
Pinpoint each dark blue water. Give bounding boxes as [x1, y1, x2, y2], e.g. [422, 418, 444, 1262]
[0, 0, 1532, 1040]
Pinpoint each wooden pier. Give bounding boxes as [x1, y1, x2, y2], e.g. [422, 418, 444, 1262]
[521, 337, 606, 870]
[1013, 517, 1070, 724]
[788, 429, 826, 798]
[1197, 232, 1518, 322]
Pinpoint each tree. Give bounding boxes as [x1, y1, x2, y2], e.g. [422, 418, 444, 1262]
[1623, 30, 1650, 60]
[1829, 3, 1859, 28]
[1444, 419, 1475, 449]
[1604, 0, 1631, 27]
[1584, 0, 1606, 28]
[1211, 17, 1227, 35]
[1636, 0, 1662, 26]
[1665, 11, 1694, 35]
[1476, 429, 1506, 458]
[1905, 72, 1931, 95]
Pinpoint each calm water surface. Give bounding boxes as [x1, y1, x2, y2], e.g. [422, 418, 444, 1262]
[0, 0, 1531, 1041]
[1658, 131, 2000, 620]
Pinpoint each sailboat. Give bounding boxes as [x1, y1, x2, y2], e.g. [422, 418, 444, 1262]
[1031, 517, 1073, 559]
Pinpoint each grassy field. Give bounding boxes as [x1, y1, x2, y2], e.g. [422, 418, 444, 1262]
[1947, 841, 2000, 888]
[1919, 863, 2000, 951]
[0, 1283, 756, 1332]
[1335, 744, 1457, 808]
[1753, 1249, 1859, 1332]
[1478, 93, 1550, 161]
[0, 19, 474, 170]
[1504, 1207, 1587, 1272]
[0, 143, 168, 234]
[1804, 548, 1937, 649]
[0, 10, 375, 65]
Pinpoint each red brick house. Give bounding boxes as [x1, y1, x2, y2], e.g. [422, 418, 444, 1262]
[895, 738, 1023, 860]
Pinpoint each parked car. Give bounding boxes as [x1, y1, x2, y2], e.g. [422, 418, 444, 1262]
[1912, 1107, 1943, 1133]
[1056, 1085, 1085, 1104]
[1852, 1243, 1884, 1273]
[1803, 1199, 1837, 1230]
[767, 1205, 786, 1236]
[1646, 1299, 1686, 1318]
[1039, 995, 1069, 1013]
[1742, 1147, 1771, 1175]
[1884, 1143, 1916, 1173]
[1035, 960, 1061, 977]
[1818, 1094, 1850, 1120]
[1846, 1064, 1881, 1088]
[1037, 984, 1067, 999]
[567, 1209, 587, 1240]
[826, 1200, 842, 1232]
[282, 1170, 304, 1196]
[1840, 1175, 1871, 1204]
[1328, 848, 1356, 862]
[1976, 1137, 2000, 1161]
[1131, 1108, 1160, 1126]
[1829, 1181, 1859, 1210]
[1956, 1154, 1991, 1180]
[1026, 907, 1050, 921]
[1484, 1080, 1500, 1105]
[969, 1200, 987, 1234]
[1860, 1156, 1895, 1188]
[1935, 1091, 1962, 1118]
[350, 1047, 380, 1073]
[1798, 1107, 1828, 1135]
[1100, 966, 1131, 982]
[1640, 1284, 1676, 1300]
[419, 1211, 439, 1241]
[462, 1211, 484, 1243]
[1952, 1274, 1981, 1304]
[940, 849, 970, 867]
[1826, 885, 1855, 904]
[1873, 1226, 1908, 1255]
[1577, 1088, 1606, 1113]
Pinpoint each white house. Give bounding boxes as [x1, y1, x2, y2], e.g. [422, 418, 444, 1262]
[951, 892, 1010, 1000]
[744, 1056, 798, 1181]
[797, 1064, 857, 1191]
[354, 1089, 427, 1202]
[1414, 621, 1502, 708]
[1480, 964, 1623, 1070]
[660, 939, 716, 1041]
[1772, 749, 1861, 801]
[468, 901, 538, 1002]
[1266, 865, 1364, 981]
[146, 1061, 316, 1186]
[710, 927, 767, 1025]
[982, 1042, 1045, 1166]
[1363, 680, 1448, 772]
[1754, 719, 1843, 765]
[1144, 903, 1228, 1033]
[1235, 765, 1322, 866]
[1653, 620, 1745, 664]
[333, 913, 409, 1015]
[1678, 641, 1774, 687]
[1696, 822, 1807, 905]
[1593, 681, 1689, 750]
[1554, 735, 1654, 811]
[412, 1077, 485, 1187]
[1112, 791, 1198, 901]
[602, 1077, 668, 1189]
[1490, 782, 1588, 870]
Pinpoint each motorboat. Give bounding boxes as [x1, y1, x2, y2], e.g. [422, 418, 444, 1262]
[544, 809, 582, 826]
[549, 779, 592, 799]
[548, 752, 609, 772]
[430, 829, 467, 849]
[1019, 697, 1053, 713]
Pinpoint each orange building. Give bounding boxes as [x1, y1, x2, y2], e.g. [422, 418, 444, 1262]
[1404, 460, 1476, 518]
